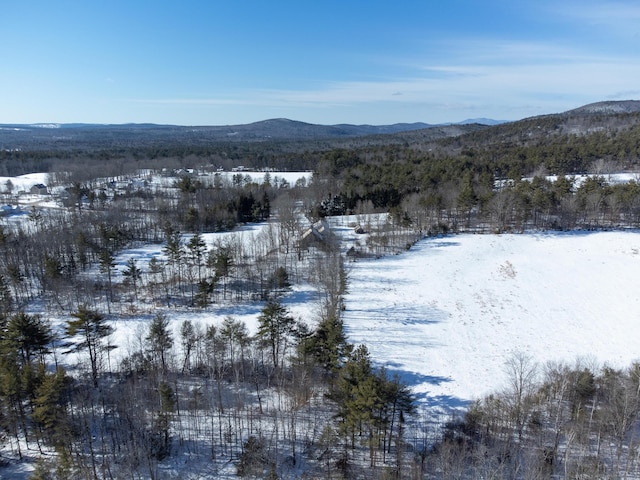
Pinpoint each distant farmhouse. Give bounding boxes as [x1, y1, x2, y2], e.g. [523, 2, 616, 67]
[30, 184, 49, 195]
[299, 220, 331, 250]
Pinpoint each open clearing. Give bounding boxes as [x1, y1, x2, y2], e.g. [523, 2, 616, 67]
[342, 231, 640, 415]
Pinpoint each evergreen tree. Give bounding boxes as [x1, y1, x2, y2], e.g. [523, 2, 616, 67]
[0, 312, 53, 452]
[299, 313, 349, 376]
[2, 312, 52, 368]
[6, 264, 24, 308]
[457, 171, 477, 227]
[328, 343, 414, 462]
[180, 319, 197, 373]
[98, 248, 116, 306]
[376, 368, 416, 462]
[237, 435, 268, 477]
[187, 233, 207, 283]
[195, 278, 215, 308]
[122, 257, 142, 300]
[42, 254, 63, 294]
[64, 306, 114, 387]
[257, 300, 296, 369]
[208, 243, 234, 298]
[155, 381, 175, 458]
[163, 225, 184, 297]
[270, 265, 290, 292]
[32, 367, 73, 452]
[0, 274, 13, 322]
[146, 313, 173, 375]
[331, 345, 375, 446]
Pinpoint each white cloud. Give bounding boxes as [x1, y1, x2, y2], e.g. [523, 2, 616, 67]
[549, 1, 640, 37]
[126, 36, 640, 124]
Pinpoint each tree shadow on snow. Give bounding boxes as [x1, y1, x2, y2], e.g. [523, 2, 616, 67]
[379, 362, 470, 411]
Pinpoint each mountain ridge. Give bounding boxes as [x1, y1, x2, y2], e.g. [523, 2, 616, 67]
[1, 99, 639, 151]
[0, 118, 490, 135]
[0, 118, 493, 150]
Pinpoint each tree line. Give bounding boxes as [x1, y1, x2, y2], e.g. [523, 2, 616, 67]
[310, 121, 640, 234]
[428, 353, 640, 479]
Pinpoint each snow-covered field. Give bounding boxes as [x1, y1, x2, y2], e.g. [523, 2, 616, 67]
[342, 231, 640, 415]
[0, 172, 49, 191]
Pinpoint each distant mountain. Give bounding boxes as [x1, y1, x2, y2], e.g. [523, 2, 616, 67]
[1, 101, 639, 152]
[179, 118, 434, 139]
[0, 118, 446, 150]
[332, 121, 432, 135]
[456, 118, 507, 126]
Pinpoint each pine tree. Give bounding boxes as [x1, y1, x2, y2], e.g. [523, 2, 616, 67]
[154, 381, 175, 459]
[64, 305, 114, 387]
[257, 300, 296, 369]
[146, 313, 173, 375]
[187, 233, 207, 283]
[376, 368, 416, 463]
[122, 257, 142, 300]
[330, 344, 389, 454]
[2, 312, 52, 368]
[0, 312, 53, 452]
[270, 266, 290, 292]
[299, 314, 348, 375]
[208, 244, 234, 299]
[237, 435, 268, 477]
[0, 274, 13, 322]
[98, 248, 116, 304]
[5, 263, 24, 308]
[32, 367, 73, 452]
[180, 320, 197, 373]
[163, 225, 184, 298]
[195, 278, 215, 308]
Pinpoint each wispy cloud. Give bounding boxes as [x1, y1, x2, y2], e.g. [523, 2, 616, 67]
[549, 1, 640, 37]
[129, 35, 640, 123]
[132, 58, 640, 111]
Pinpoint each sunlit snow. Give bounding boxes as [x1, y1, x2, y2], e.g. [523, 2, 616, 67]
[342, 231, 640, 415]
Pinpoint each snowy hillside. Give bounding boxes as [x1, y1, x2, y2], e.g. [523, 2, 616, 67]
[342, 231, 640, 415]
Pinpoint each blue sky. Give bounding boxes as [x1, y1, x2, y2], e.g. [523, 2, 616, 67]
[2, 0, 640, 125]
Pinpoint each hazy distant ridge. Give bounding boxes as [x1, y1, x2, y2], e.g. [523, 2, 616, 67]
[0, 117, 498, 139]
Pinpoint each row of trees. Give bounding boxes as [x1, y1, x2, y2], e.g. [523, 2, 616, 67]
[393, 173, 640, 234]
[431, 354, 640, 479]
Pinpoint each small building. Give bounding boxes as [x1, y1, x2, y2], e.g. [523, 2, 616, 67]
[299, 220, 331, 250]
[30, 184, 49, 195]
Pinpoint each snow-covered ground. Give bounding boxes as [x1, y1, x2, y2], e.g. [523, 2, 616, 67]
[342, 231, 640, 415]
[96, 224, 319, 357]
[46, 216, 640, 420]
[0, 172, 49, 191]
[5, 169, 640, 419]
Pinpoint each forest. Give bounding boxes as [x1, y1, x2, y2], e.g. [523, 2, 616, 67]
[0, 107, 640, 478]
